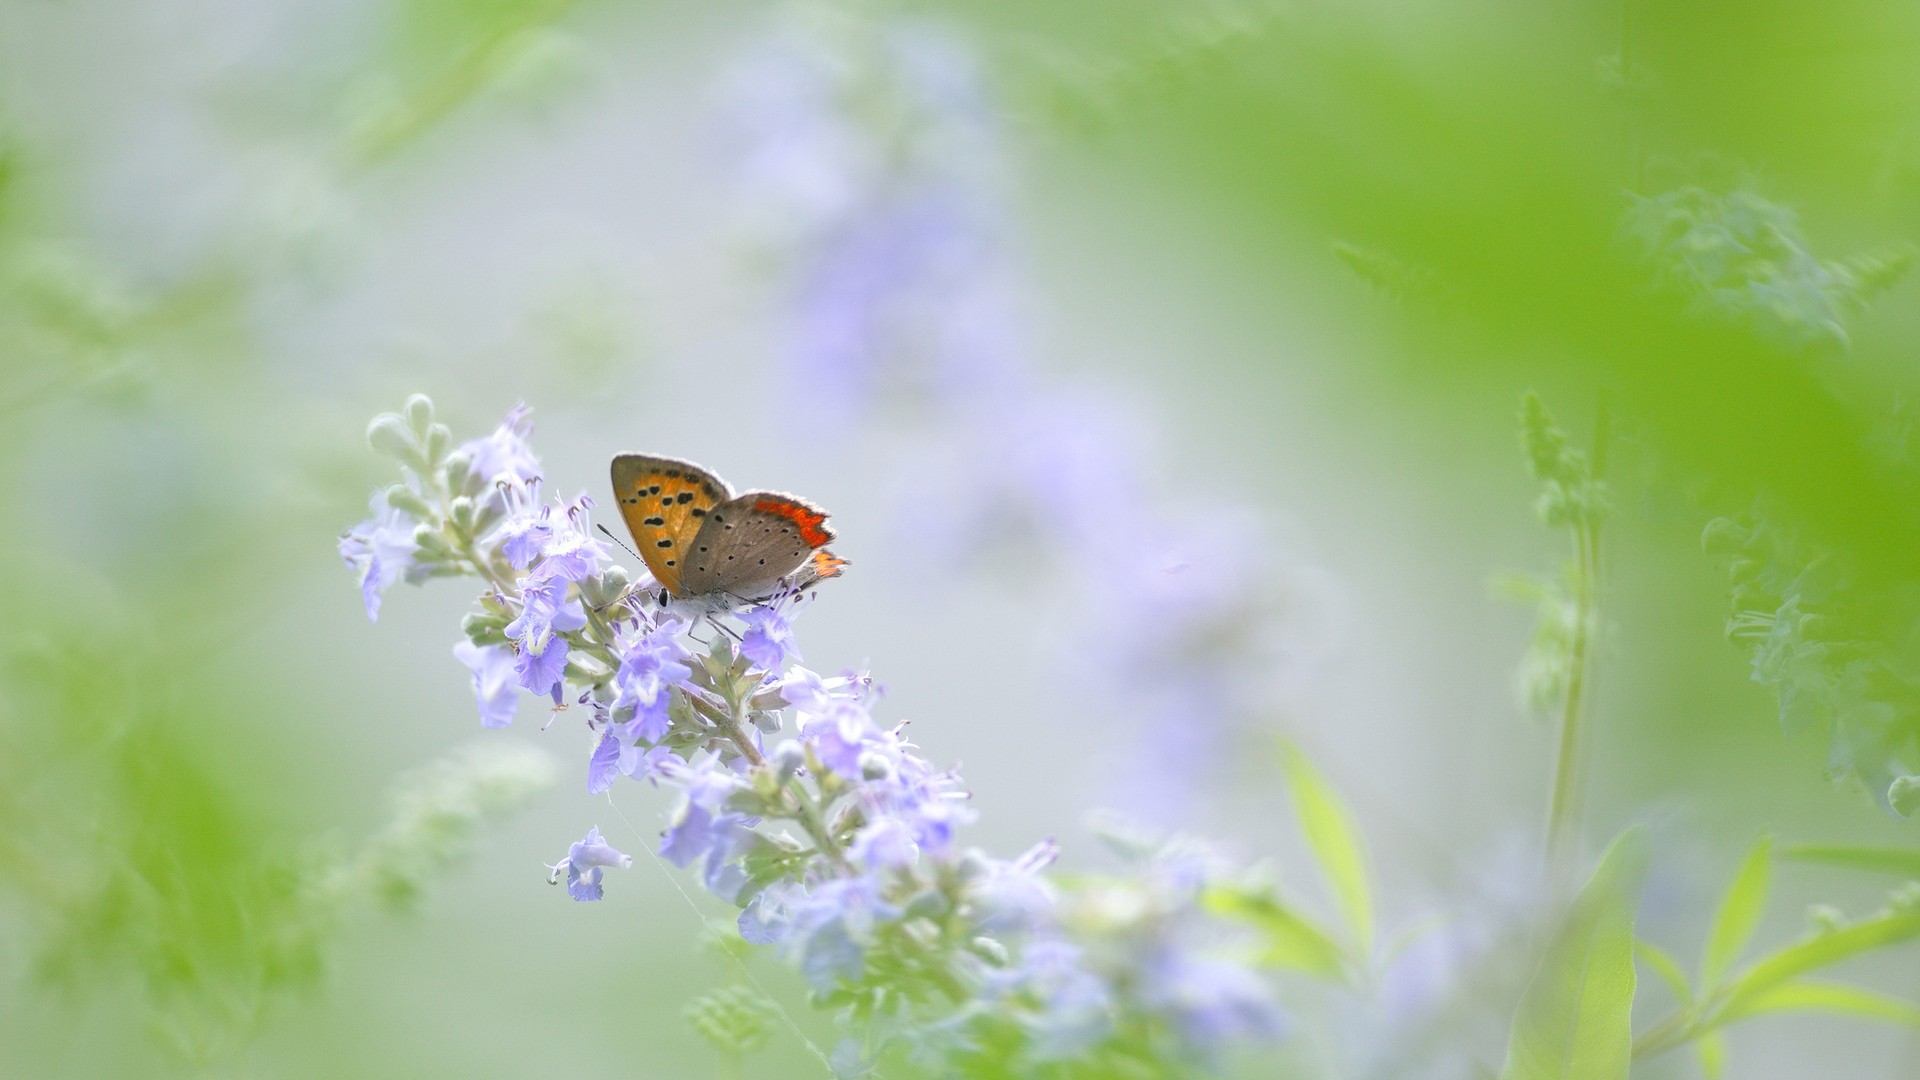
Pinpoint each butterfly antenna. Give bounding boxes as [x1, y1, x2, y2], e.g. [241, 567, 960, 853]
[596, 522, 644, 563]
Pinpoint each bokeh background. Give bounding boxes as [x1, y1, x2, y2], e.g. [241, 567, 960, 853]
[4, 1, 1920, 1077]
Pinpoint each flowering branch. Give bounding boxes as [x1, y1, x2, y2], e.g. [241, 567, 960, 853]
[342, 395, 1291, 1074]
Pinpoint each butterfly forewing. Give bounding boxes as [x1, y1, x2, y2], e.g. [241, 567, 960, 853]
[678, 491, 837, 599]
[610, 454, 733, 598]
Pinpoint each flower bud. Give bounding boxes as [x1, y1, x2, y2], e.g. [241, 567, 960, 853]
[367, 412, 422, 465]
[404, 394, 435, 437]
[441, 449, 476, 494]
[424, 422, 452, 466]
[859, 753, 894, 782]
[904, 888, 950, 919]
[599, 563, 630, 595]
[384, 483, 434, 520]
[449, 496, 476, 534]
[462, 609, 510, 645]
[469, 490, 507, 536]
[770, 740, 805, 783]
[969, 936, 1010, 966]
[412, 523, 452, 557]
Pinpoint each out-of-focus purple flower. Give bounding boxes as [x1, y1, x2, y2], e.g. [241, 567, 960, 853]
[801, 700, 876, 779]
[738, 881, 798, 945]
[551, 826, 631, 902]
[739, 604, 798, 671]
[339, 493, 418, 621]
[458, 403, 541, 486]
[1144, 953, 1287, 1047]
[453, 641, 520, 728]
[1006, 939, 1113, 1061]
[848, 817, 917, 870]
[659, 754, 755, 880]
[785, 876, 899, 992]
[970, 840, 1060, 931]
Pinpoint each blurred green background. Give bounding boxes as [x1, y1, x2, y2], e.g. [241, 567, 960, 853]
[3, 1, 1919, 1076]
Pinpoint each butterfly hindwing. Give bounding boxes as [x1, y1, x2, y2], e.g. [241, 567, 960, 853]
[790, 548, 850, 592]
[678, 491, 836, 599]
[610, 454, 733, 598]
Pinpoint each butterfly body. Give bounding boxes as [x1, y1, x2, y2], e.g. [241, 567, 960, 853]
[610, 453, 846, 608]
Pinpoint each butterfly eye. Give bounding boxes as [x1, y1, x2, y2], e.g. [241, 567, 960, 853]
[657, 589, 669, 608]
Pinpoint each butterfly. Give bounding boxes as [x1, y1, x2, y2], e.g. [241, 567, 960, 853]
[609, 453, 848, 609]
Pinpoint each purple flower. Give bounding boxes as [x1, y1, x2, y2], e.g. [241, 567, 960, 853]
[739, 882, 799, 945]
[587, 730, 622, 794]
[514, 636, 569, 697]
[339, 493, 418, 621]
[784, 876, 899, 991]
[458, 404, 541, 486]
[494, 512, 554, 570]
[551, 826, 631, 902]
[1006, 939, 1113, 1061]
[740, 604, 799, 671]
[504, 575, 587, 655]
[452, 641, 520, 728]
[588, 729, 675, 794]
[970, 840, 1060, 931]
[848, 817, 918, 869]
[1143, 953, 1286, 1047]
[612, 622, 693, 741]
[801, 701, 877, 779]
[523, 497, 608, 584]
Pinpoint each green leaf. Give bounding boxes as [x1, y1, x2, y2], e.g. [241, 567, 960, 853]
[1277, 739, 1374, 953]
[1702, 836, 1773, 988]
[1202, 884, 1349, 981]
[1695, 1032, 1726, 1080]
[1499, 827, 1649, 1080]
[1715, 910, 1920, 1023]
[1720, 978, 1920, 1029]
[1778, 844, 1920, 880]
[1633, 940, 1692, 1005]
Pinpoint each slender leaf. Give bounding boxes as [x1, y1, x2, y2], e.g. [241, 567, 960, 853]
[1202, 885, 1349, 981]
[1277, 739, 1374, 953]
[1715, 910, 1920, 1022]
[1633, 940, 1692, 1005]
[1719, 978, 1920, 1029]
[1778, 844, 1920, 880]
[1499, 827, 1649, 1080]
[1702, 836, 1772, 988]
[1695, 1032, 1726, 1080]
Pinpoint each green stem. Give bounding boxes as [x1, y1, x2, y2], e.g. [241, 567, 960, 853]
[1631, 1016, 1692, 1059]
[1545, 400, 1610, 875]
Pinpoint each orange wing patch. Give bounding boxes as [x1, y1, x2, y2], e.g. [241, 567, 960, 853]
[610, 455, 731, 598]
[806, 549, 848, 579]
[751, 496, 835, 549]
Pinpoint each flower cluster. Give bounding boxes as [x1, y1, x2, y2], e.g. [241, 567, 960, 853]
[343, 397, 1287, 1073]
[721, 19, 1323, 823]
